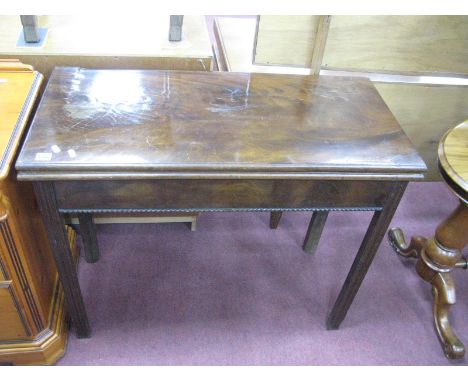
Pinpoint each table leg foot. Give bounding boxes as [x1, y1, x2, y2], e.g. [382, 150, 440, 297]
[327, 182, 407, 330]
[325, 317, 339, 330]
[34, 182, 91, 338]
[431, 272, 465, 359]
[77, 213, 100, 263]
[269, 211, 282, 229]
[75, 328, 92, 339]
[388, 228, 426, 259]
[302, 211, 328, 255]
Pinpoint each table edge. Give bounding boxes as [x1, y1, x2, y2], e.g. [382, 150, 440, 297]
[16, 170, 425, 182]
[438, 121, 468, 202]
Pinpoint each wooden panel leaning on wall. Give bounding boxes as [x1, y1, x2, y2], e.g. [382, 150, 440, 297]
[254, 15, 468, 74]
[0, 59, 77, 365]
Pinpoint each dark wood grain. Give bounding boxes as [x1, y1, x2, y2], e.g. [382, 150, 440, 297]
[33, 181, 90, 338]
[16, 68, 427, 338]
[327, 181, 407, 330]
[53, 179, 395, 210]
[77, 214, 100, 263]
[16, 68, 426, 180]
[269, 211, 282, 229]
[303, 211, 329, 254]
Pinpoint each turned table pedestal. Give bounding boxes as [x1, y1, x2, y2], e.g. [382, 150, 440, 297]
[389, 120, 468, 359]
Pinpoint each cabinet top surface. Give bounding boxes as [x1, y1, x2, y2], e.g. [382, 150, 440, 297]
[0, 70, 41, 180]
[16, 67, 426, 180]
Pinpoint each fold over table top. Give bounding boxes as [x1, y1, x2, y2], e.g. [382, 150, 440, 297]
[16, 67, 426, 180]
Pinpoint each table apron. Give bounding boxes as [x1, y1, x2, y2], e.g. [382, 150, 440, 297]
[52, 179, 399, 211]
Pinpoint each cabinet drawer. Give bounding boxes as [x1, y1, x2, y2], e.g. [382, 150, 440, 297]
[0, 282, 30, 340]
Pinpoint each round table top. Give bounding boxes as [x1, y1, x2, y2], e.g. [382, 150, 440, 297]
[438, 119, 468, 203]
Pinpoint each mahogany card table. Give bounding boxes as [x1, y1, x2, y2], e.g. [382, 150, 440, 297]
[16, 67, 426, 338]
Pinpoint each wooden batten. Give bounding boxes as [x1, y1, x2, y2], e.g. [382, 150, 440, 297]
[253, 16, 468, 76]
[309, 16, 331, 76]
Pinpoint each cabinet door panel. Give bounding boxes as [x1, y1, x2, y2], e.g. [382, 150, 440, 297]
[0, 282, 30, 340]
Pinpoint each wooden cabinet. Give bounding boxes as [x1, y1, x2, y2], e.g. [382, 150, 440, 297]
[0, 284, 29, 339]
[0, 60, 76, 365]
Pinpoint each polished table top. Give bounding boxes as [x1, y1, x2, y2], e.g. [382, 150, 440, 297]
[438, 119, 468, 202]
[16, 67, 426, 180]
